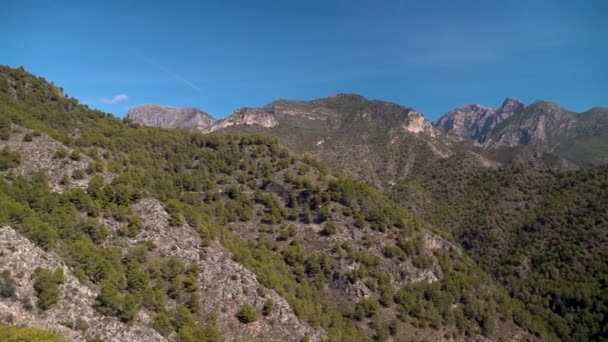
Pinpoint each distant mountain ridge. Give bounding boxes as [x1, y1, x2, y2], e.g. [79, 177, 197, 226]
[126, 94, 608, 172]
[126, 94, 442, 140]
[434, 98, 608, 164]
[126, 104, 216, 131]
[125, 95, 457, 189]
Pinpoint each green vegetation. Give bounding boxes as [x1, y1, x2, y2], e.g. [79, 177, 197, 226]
[0, 146, 20, 171]
[323, 220, 337, 235]
[262, 299, 273, 316]
[0, 116, 11, 140]
[392, 156, 608, 341]
[23, 132, 34, 142]
[33, 267, 64, 310]
[0, 270, 16, 299]
[86, 338, 105, 342]
[0, 324, 63, 342]
[236, 304, 258, 323]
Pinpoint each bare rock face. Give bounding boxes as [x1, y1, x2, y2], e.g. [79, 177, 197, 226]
[126, 105, 216, 131]
[488, 101, 580, 152]
[209, 107, 279, 132]
[434, 98, 524, 143]
[0, 226, 168, 342]
[487, 100, 576, 148]
[401, 111, 440, 137]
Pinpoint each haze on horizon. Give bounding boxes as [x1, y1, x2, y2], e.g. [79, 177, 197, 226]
[2, 0, 606, 119]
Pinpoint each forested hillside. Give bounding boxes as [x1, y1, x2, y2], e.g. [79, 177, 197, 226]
[0, 66, 552, 341]
[391, 155, 608, 341]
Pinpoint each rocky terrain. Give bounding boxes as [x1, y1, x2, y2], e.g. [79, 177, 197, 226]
[127, 198, 324, 342]
[0, 124, 113, 192]
[0, 226, 168, 342]
[210, 107, 279, 131]
[0, 123, 322, 342]
[433, 98, 524, 143]
[126, 105, 216, 131]
[483, 101, 608, 164]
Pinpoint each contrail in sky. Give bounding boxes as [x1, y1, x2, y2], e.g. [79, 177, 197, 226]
[131, 47, 202, 92]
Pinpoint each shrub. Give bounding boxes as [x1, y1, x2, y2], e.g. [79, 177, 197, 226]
[69, 149, 81, 161]
[323, 220, 337, 235]
[152, 312, 173, 336]
[262, 299, 274, 316]
[72, 169, 86, 180]
[0, 324, 63, 342]
[33, 267, 65, 310]
[236, 304, 258, 323]
[0, 146, 20, 171]
[87, 338, 106, 342]
[353, 298, 379, 320]
[53, 148, 68, 159]
[0, 270, 16, 299]
[0, 116, 11, 140]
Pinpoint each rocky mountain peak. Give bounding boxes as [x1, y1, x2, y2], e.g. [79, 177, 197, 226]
[328, 93, 366, 101]
[433, 104, 496, 142]
[126, 104, 216, 131]
[486, 100, 578, 149]
[499, 97, 524, 113]
[434, 97, 524, 143]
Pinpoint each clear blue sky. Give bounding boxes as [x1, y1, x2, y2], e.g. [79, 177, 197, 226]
[2, 0, 606, 119]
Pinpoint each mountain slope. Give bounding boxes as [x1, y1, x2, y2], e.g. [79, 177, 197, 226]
[0, 65, 550, 341]
[487, 101, 608, 164]
[210, 94, 468, 189]
[126, 105, 216, 131]
[127, 94, 467, 189]
[390, 160, 608, 341]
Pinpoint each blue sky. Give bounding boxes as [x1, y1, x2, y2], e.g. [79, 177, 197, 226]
[2, 0, 606, 119]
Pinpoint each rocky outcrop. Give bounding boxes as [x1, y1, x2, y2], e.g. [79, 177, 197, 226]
[129, 198, 325, 342]
[209, 107, 279, 131]
[126, 105, 216, 131]
[0, 226, 168, 342]
[434, 98, 524, 143]
[402, 111, 440, 137]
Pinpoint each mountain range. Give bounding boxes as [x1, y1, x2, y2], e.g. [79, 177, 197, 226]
[126, 93, 608, 185]
[1, 65, 607, 342]
[127, 94, 608, 169]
